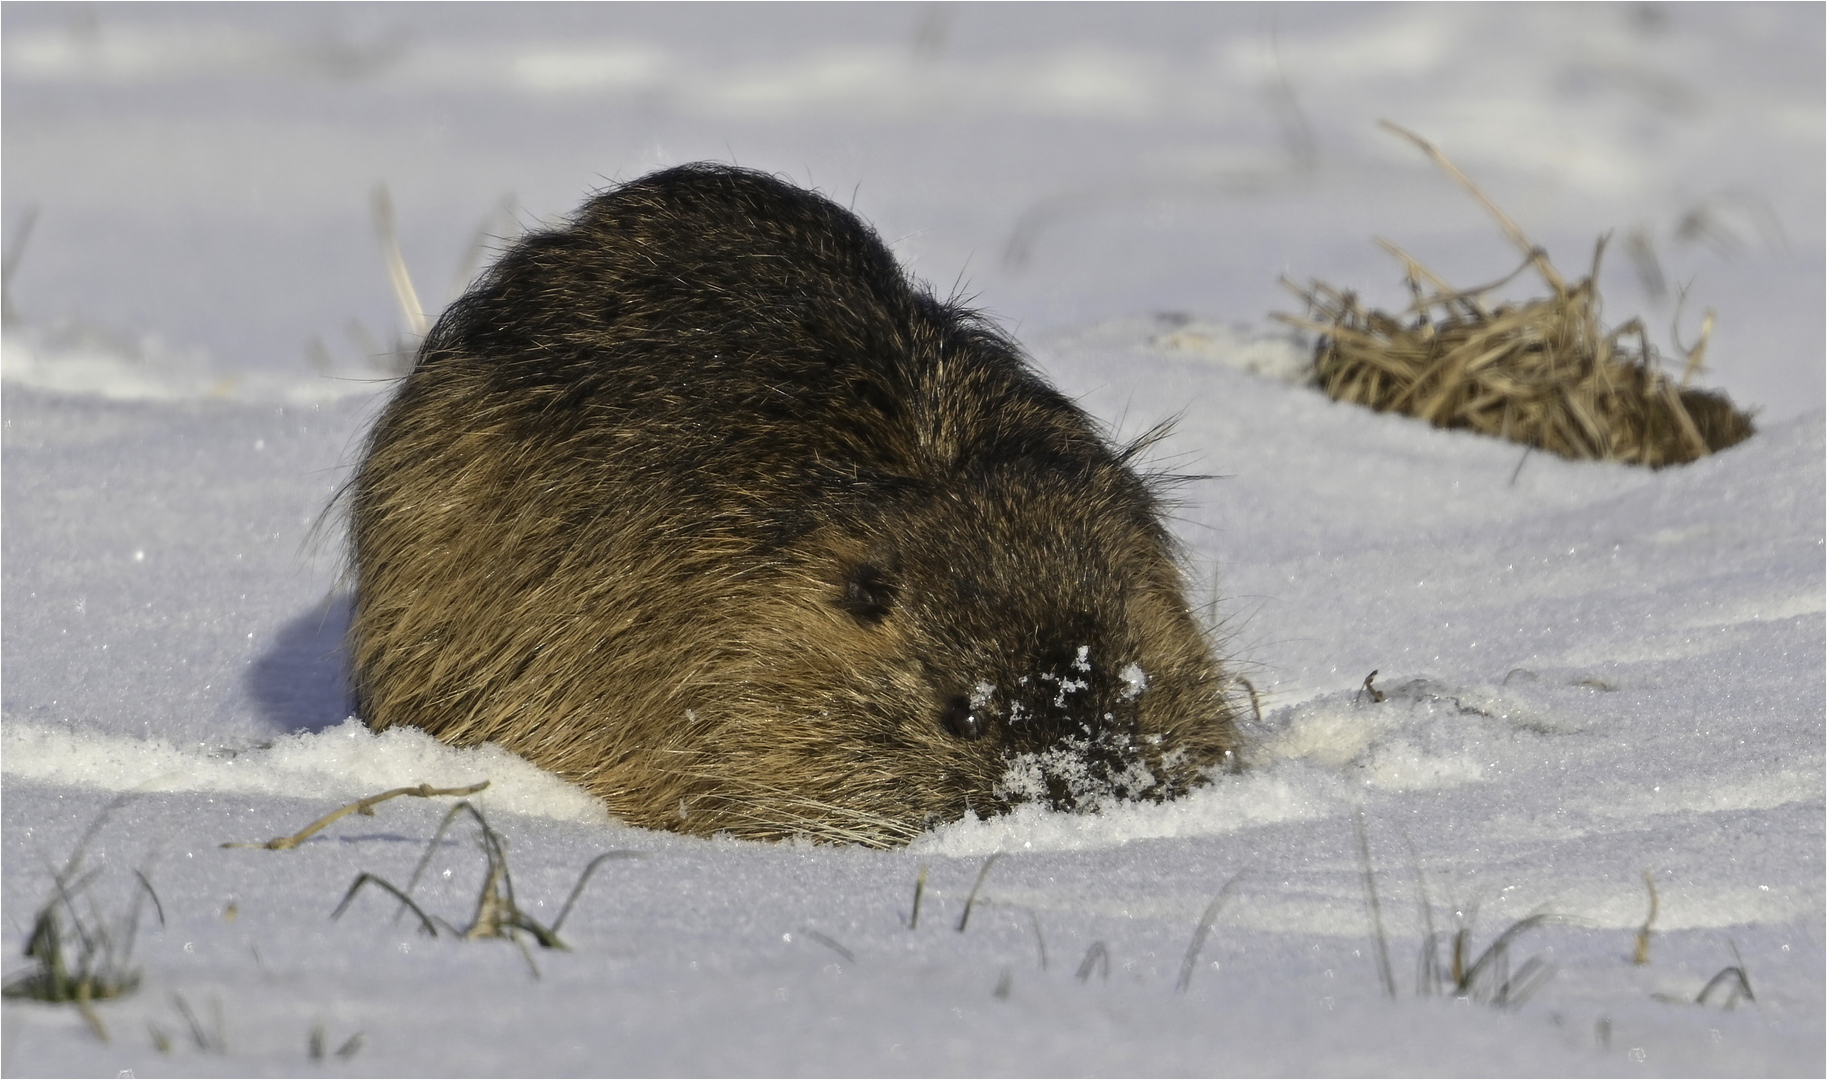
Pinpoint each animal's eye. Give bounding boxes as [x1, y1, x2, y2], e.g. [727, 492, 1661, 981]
[939, 695, 987, 741]
[835, 562, 898, 626]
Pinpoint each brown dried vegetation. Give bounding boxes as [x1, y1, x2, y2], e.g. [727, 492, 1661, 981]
[1278, 123, 1753, 468]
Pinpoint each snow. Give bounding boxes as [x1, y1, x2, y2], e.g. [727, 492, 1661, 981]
[3, 2, 1821, 1075]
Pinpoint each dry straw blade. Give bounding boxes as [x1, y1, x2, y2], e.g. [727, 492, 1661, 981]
[1275, 123, 1753, 469]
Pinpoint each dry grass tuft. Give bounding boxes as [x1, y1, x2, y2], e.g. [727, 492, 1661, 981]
[1277, 123, 1754, 469]
[1419, 905, 1560, 1009]
[329, 800, 638, 977]
[3, 799, 161, 1041]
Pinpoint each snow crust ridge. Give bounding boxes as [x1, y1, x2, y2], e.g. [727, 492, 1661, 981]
[0, 716, 609, 824]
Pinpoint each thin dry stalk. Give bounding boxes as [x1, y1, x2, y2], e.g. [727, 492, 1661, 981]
[1176, 871, 1245, 992]
[1076, 941, 1110, 982]
[372, 185, 428, 340]
[1378, 122, 1562, 291]
[909, 864, 928, 929]
[801, 928, 856, 964]
[1028, 910, 1049, 971]
[221, 781, 490, 850]
[1236, 677, 1264, 727]
[1634, 870, 1658, 965]
[1354, 809, 1397, 999]
[956, 854, 1002, 933]
[1695, 964, 1754, 1009]
[2, 206, 40, 326]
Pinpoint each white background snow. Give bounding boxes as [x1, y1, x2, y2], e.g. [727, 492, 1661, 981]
[2, 3, 1821, 1075]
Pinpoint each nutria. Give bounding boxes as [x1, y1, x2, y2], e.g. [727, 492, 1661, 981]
[347, 164, 1238, 846]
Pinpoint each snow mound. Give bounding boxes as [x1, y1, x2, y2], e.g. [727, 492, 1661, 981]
[0, 716, 608, 824]
[1261, 676, 1593, 788]
[914, 769, 1328, 858]
[1, 323, 383, 404]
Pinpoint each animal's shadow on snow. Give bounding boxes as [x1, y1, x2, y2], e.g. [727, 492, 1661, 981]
[249, 597, 356, 735]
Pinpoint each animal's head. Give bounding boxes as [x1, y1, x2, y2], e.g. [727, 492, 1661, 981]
[687, 406, 1238, 845]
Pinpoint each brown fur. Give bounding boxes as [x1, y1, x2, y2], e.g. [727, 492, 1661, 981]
[347, 164, 1238, 846]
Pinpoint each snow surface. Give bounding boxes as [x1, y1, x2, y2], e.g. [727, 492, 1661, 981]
[3, 3, 1822, 1076]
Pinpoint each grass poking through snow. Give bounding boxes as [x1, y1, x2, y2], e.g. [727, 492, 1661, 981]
[956, 853, 1002, 933]
[1635, 870, 1658, 966]
[1177, 872, 1245, 993]
[327, 799, 638, 977]
[2, 798, 161, 1041]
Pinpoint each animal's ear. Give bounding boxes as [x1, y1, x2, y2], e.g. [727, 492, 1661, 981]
[835, 561, 899, 626]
